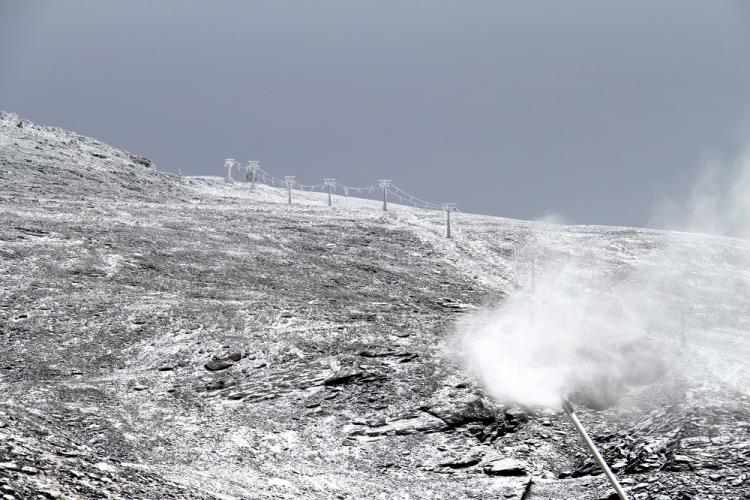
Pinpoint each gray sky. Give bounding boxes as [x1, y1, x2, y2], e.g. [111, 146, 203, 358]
[2, 1, 749, 227]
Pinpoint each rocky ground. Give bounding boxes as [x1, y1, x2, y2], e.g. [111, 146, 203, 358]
[1, 111, 748, 499]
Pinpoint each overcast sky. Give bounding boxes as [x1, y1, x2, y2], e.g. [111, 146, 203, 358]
[1, 1, 749, 227]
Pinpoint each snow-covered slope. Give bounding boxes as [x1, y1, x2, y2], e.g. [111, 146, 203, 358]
[1, 113, 748, 499]
[0, 111, 190, 203]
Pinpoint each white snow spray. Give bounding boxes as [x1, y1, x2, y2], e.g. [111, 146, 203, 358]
[651, 149, 750, 240]
[456, 149, 750, 409]
[455, 254, 663, 408]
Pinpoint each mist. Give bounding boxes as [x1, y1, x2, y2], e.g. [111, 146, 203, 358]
[651, 149, 750, 239]
[456, 150, 750, 410]
[455, 252, 667, 409]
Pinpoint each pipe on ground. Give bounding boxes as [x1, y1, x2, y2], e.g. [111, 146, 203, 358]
[561, 398, 629, 500]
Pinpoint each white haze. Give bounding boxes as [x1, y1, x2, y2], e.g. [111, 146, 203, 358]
[456, 149, 750, 408]
[651, 149, 750, 239]
[457, 260, 649, 407]
[535, 212, 569, 226]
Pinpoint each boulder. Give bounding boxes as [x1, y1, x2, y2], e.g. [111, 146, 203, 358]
[324, 369, 364, 386]
[206, 380, 232, 391]
[421, 390, 499, 427]
[204, 352, 243, 372]
[204, 359, 234, 372]
[224, 352, 242, 362]
[504, 406, 528, 429]
[128, 153, 154, 169]
[483, 458, 527, 476]
[440, 451, 483, 469]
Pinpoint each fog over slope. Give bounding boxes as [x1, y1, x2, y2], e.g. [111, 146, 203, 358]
[460, 150, 750, 408]
[1, 112, 748, 499]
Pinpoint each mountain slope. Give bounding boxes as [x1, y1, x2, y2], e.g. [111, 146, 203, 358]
[1, 113, 748, 499]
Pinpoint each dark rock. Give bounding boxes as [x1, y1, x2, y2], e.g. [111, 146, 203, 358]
[205, 359, 234, 372]
[504, 407, 528, 428]
[360, 350, 393, 358]
[366, 416, 386, 427]
[325, 369, 364, 386]
[398, 353, 419, 363]
[206, 380, 232, 391]
[129, 154, 154, 169]
[204, 352, 242, 372]
[421, 392, 498, 428]
[466, 423, 485, 435]
[224, 352, 242, 362]
[359, 350, 417, 363]
[436, 297, 476, 312]
[440, 451, 483, 469]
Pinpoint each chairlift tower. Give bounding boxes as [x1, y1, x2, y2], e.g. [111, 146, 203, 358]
[323, 178, 336, 206]
[442, 203, 457, 238]
[224, 158, 238, 181]
[247, 161, 259, 190]
[378, 180, 392, 211]
[680, 309, 687, 348]
[284, 176, 296, 204]
[530, 234, 537, 292]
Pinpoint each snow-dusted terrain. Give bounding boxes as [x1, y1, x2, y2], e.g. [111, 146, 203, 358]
[1, 111, 748, 499]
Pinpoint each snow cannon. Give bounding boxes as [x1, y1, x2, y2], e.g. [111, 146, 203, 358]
[561, 398, 629, 500]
